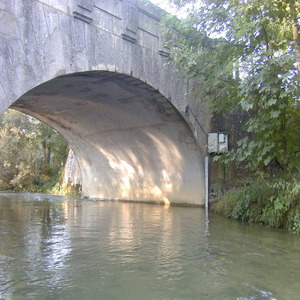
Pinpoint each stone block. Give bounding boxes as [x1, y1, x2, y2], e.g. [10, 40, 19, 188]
[0, 0, 15, 13]
[48, 0, 69, 14]
[0, 11, 19, 38]
[121, 1, 138, 43]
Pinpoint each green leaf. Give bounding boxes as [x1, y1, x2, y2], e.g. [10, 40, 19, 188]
[279, 91, 288, 98]
[264, 157, 272, 166]
[270, 110, 281, 118]
[267, 99, 277, 106]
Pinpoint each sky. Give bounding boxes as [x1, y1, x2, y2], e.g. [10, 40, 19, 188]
[148, 0, 178, 14]
[148, 0, 196, 18]
[148, 0, 171, 10]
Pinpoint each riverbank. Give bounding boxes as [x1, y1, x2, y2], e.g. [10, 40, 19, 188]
[210, 179, 300, 233]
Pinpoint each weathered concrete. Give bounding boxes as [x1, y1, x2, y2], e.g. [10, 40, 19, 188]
[0, 0, 210, 205]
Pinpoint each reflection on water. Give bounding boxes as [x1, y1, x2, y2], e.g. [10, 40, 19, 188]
[1, 192, 300, 299]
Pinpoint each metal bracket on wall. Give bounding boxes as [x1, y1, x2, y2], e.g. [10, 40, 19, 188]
[121, 2, 138, 43]
[158, 37, 171, 57]
[73, 0, 95, 24]
[158, 46, 170, 57]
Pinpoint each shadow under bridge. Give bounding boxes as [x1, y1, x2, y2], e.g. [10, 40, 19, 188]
[11, 71, 204, 205]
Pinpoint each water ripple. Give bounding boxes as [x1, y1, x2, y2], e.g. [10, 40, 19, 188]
[1, 194, 300, 299]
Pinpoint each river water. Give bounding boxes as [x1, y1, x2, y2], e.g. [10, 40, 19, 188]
[0, 193, 300, 300]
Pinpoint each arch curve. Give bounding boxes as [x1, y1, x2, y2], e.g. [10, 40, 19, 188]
[11, 71, 204, 205]
[0, 0, 209, 205]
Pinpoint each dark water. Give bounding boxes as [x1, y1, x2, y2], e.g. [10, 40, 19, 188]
[0, 193, 300, 300]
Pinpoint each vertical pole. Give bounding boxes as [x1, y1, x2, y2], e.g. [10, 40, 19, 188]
[204, 155, 210, 236]
[205, 155, 209, 219]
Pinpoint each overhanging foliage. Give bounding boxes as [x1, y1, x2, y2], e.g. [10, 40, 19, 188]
[163, 0, 300, 179]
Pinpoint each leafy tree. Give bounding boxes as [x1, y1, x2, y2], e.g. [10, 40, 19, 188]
[161, 0, 300, 231]
[163, 0, 300, 180]
[0, 109, 68, 192]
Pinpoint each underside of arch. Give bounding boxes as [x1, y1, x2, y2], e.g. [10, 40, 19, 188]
[11, 71, 204, 205]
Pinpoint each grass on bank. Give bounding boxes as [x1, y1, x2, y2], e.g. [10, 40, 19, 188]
[211, 179, 300, 233]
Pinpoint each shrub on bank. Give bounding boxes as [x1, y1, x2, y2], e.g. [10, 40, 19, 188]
[211, 179, 300, 233]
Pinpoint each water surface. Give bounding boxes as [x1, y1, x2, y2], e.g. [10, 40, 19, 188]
[0, 192, 300, 299]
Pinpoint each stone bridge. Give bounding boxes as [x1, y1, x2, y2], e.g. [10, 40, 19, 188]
[0, 0, 211, 205]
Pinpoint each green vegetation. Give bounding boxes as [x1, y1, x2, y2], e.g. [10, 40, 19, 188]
[0, 109, 69, 193]
[163, 0, 300, 231]
[212, 179, 300, 232]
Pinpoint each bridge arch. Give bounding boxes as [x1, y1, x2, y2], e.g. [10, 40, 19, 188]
[10, 71, 204, 204]
[0, 0, 209, 205]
